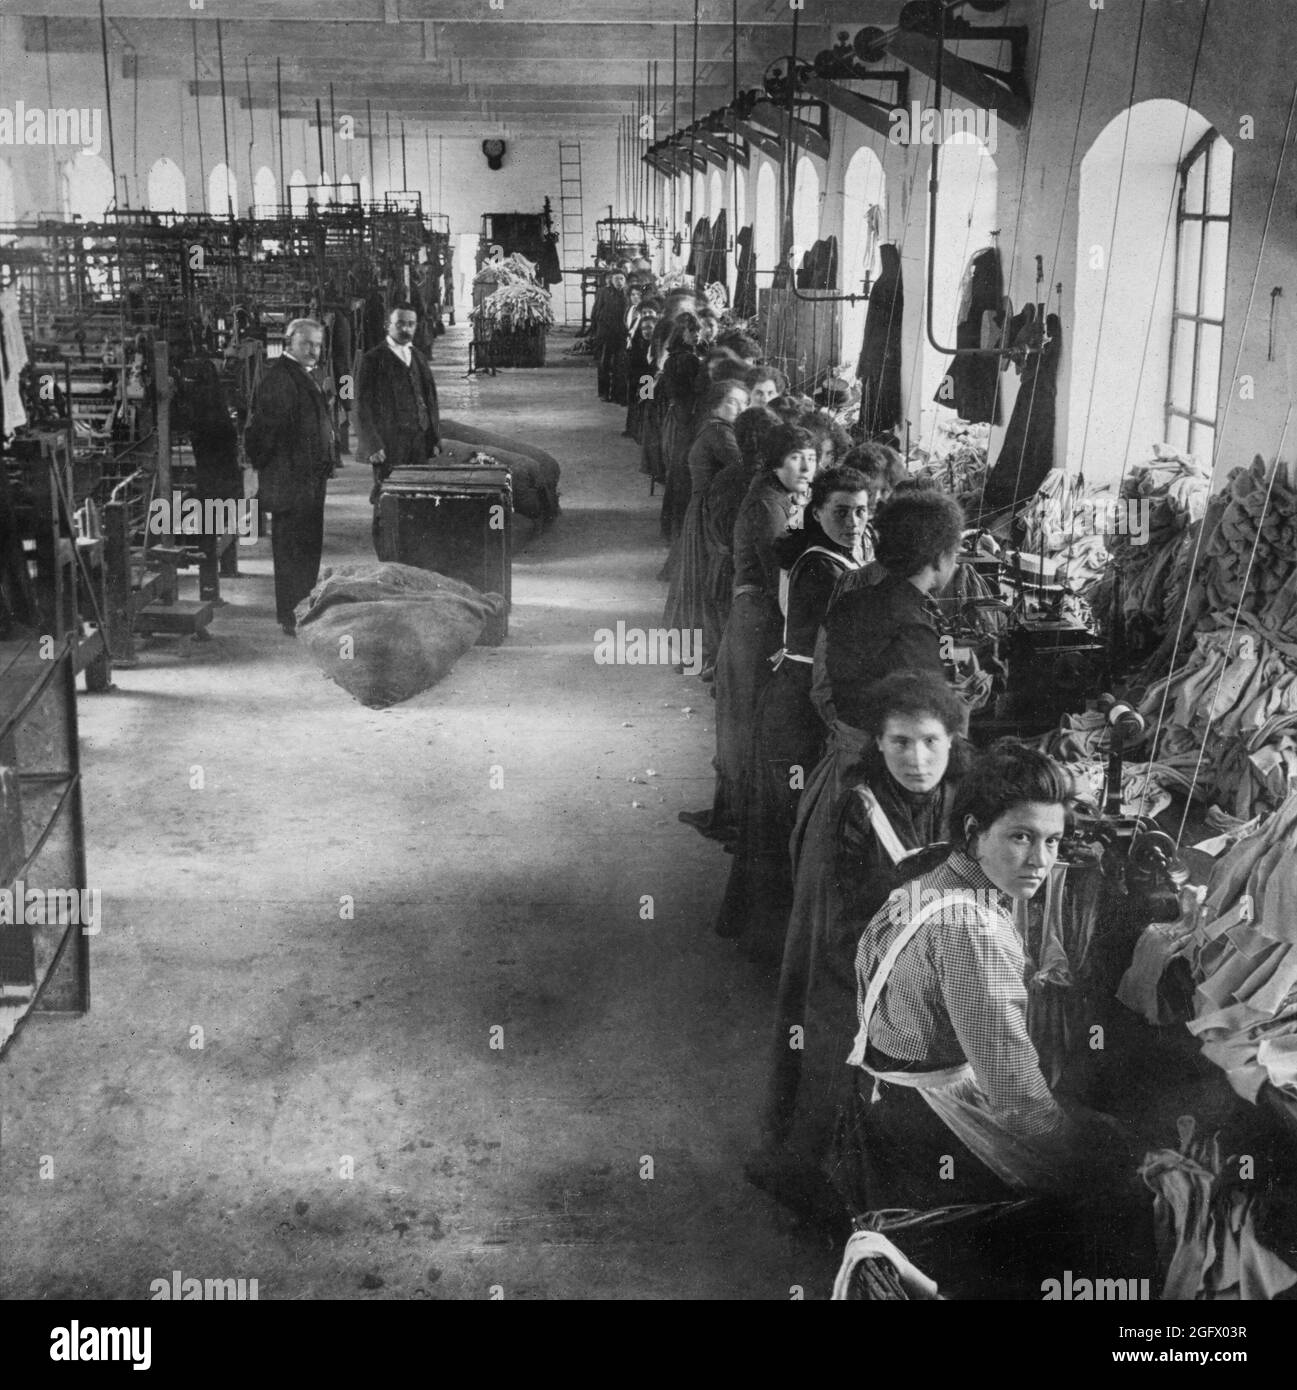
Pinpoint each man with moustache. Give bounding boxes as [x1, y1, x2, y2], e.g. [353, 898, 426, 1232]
[355, 304, 442, 556]
[244, 318, 338, 634]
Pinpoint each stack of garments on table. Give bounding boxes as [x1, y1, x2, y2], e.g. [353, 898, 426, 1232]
[1010, 470, 1112, 595]
[1039, 709, 1202, 818]
[1178, 455, 1297, 665]
[1140, 1116, 1297, 1300]
[1186, 790, 1297, 1113]
[1137, 628, 1297, 820]
[908, 419, 990, 506]
[1090, 446, 1210, 664]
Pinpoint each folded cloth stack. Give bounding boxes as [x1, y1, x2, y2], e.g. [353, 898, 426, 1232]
[909, 418, 991, 504]
[1186, 789, 1297, 1103]
[1140, 1115, 1297, 1300]
[1091, 447, 1210, 657]
[1136, 628, 1297, 812]
[1037, 711, 1199, 817]
[1179, 454, 1297, 664]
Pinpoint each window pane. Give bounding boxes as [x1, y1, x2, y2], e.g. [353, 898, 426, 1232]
[1170, 322, 1196, 410]
[1201, 220, 1229, 319]
[1197, 322, 1223, 418]
[1176, 223, 1203, 313]
[1166, 412, 1190, 452]
[1182, 150, 1206, 215]
[1207, 143, 1233, 215]
[1190, 421, 1214, 465]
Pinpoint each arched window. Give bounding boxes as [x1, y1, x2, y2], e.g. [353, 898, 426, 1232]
[708, 167, 723, 219]
[253, 166, 278, 218]
[728, 165, 748, 287]
[359, 173, 371, 205]
[922, 133, 997, 442]
[0, 158, 15, 229]
[754, 157, 778, 290]
[791, 156, 822, 264]
[288, 168, 307, 215]
[208, 163, 238, 218]
[841, 145, 887, 374]
[1168, 130, 1231, 461]
[62, 152, 115, 221]
[1072, 101, 1229, 484]
[146, 157, 186, 214]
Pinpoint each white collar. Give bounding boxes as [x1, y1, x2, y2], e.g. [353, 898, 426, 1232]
[386, 336, 413, 363]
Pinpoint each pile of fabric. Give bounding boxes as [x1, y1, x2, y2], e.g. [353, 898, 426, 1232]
[1009, 470, 1112, 593]
[1136, 628, 1297, 819]
[908, 419, 990, 504]
[295, 562, 503, 708]
[1140, 1115, 1297, 1299]
[1184, 790, 1297, 1106]
[1186, 455, 1297, 654]
[1091, 446, 1211, 660]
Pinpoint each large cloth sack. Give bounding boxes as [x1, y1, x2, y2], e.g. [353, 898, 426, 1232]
[439, 417, 561, 521]
[294, 561, 503, 708]
[437, 438, 545, 520]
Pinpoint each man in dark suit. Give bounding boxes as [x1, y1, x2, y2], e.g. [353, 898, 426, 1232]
[244, 318, 338, 634]
[354, 304, 442, 556]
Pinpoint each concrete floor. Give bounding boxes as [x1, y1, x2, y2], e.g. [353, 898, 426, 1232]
[0, 327, 829, 1301]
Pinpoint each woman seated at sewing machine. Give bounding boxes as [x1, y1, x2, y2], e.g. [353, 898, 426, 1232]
[834, 739, 1132, 1213]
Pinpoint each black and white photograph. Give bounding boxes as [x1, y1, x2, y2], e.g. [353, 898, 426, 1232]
[2, 0, 1297, 1338]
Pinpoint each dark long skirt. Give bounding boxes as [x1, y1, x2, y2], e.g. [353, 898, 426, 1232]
[702, 551, 732, 672]
[716, 662, 828, 964]
[640, 400, 665, 483]
[658, 401, 693, 542]
[757, 723, 874, 1167]
[663, 465, 714, 637]
[711, 589, 782, 839]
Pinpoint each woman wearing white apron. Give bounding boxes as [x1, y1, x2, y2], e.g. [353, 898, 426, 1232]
[835, 740, 1128, 1211]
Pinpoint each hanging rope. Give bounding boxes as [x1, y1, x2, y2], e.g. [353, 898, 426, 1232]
[216, 19, 233, 216]
[245, 57, 256, 212]
[276, 57, 286, 209]
[1151, 67, 1297, 843]
[97, 0, 119, 209]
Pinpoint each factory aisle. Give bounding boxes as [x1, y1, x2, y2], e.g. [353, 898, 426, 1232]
[0, 328, 828, 1301]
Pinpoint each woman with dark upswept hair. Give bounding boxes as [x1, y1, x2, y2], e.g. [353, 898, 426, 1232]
[832, 739, 1135, 1219]
[680, 423, 817, 841]
[746, 670, 968, 1223]
[715, 464, 873, 963]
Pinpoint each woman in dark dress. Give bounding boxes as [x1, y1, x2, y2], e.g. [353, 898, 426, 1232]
[753, 491, 965, 1197]
[698, 425, 817, 840]
[745, 671, 968, 1223]
[663, 380, 749, 647]
[832, 742, 1136, 1224]
[639, 315, 675, 486]
[623, 301, 660, 442]
[699, 406, 781, 684]
[715, 465, 873, 962]
[657, 315, 705, 543]
[824, 489, 965, 731]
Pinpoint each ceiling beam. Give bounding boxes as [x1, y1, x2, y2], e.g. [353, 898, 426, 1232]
[6, 0, 874, 24]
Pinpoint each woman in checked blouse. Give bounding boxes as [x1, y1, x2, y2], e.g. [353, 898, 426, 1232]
[834, 740, 1128, 1213]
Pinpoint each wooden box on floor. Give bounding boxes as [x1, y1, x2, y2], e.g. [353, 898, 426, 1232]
[0, 635, 90, 1056]
[379, 465, 513, 646]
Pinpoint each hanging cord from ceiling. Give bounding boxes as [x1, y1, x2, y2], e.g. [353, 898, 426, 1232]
[191, 23, 206, 209]
[1161, 71, 1297, 847]
[96, 0, 119, 210]
[216, 19, 233, 217]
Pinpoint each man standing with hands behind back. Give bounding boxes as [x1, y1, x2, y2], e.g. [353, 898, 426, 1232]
[355, 304, 442, 556]
[244, 317, 338, 635]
